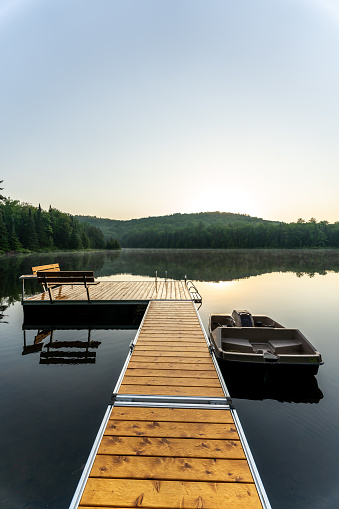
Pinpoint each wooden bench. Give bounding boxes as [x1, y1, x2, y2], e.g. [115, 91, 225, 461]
[36, 271, 97, 302]
[32, 263, 60, 275]
[20, 264, 61, 301]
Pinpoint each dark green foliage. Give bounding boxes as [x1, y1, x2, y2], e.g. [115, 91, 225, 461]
[0, 196, 106, 253]
[23, 209, 39, 251]
[69, 226, 83, 250]
[77, 213, 339, 249]
[84, 224, 106, 249]
[106, 236, 121, 250]
[0, 180, 5, 202]
[0, 209, 9, 251]
[8, 217, 22, 251]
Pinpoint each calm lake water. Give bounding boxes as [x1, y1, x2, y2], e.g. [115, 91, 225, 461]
[1, 248, 339, 509]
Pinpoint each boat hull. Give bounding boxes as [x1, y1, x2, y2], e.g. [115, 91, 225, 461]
[209, 315, 323, 374]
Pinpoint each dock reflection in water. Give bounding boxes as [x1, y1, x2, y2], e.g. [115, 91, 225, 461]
[23, 329, 101, 365]
[22, 303, 147, 366]
[219, 362, 323, 404]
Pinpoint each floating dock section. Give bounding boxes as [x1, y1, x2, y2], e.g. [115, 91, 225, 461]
[22, 280, 193, 304]
[68, 299, 271, 509]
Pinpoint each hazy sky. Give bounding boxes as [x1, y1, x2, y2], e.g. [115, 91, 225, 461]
[1, 0, 338, 222]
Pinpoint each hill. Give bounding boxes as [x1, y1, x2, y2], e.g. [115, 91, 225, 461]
[76, 212, 338, 249]
[76, 212, 278, 248]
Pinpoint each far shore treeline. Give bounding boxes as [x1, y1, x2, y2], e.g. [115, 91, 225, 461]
[78, 213, 339, 250]
[0, 183, 120, 253]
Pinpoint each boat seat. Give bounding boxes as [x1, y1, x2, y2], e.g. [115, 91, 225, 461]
[268, 339, 303, 354]
[222, 338, 253, 353]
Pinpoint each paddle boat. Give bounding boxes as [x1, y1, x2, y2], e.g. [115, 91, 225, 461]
[209, 310, 323, 373]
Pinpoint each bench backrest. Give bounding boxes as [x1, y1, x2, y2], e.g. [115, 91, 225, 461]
[32, 263, 60, 275]
[36, 271, 95, 284]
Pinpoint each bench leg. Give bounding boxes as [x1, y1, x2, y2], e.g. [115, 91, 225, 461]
[83, 274, 91, 302]
[47, 285, 53, 302]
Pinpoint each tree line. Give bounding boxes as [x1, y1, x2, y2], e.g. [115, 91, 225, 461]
[0, 183, 120, 253]
[77, 211, 275, 244]
[120, 218, 339, 249]
[78, 211, 339, 249]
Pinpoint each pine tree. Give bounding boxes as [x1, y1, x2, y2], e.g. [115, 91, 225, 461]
[69, 226, 83, 250]
[0, 208, 9, 251]
[0, 180, 5, 201]
[106, 236, 121, 249]
[35, 204, 48, 248]
[23, 209, 39, 251]
[81, 231, 90, 249]
[9, 217, 22, 251]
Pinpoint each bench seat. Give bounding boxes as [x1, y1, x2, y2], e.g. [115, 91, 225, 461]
[268, 339, 303, 354]
[222, 338, 254, 353]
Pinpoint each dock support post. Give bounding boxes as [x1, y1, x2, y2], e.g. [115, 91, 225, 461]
[83, 273, 91, 302]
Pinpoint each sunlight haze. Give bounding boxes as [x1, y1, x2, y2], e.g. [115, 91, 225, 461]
[1, 0, 338, 223]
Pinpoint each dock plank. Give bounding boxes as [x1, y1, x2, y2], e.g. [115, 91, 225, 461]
[97, 436, 246, 459]
[118, 385, 225, 397]
[127, 356, 215, 364]
[127, 361, 216, 370]
[110, 407, 234, 423]
[79, 478, 262, 508]
[121, 376, 222, 387]
[133, 345, 208, 352]
[123, 368, 218, 378]
[90, 455, 253, 482]
[104, 420, 238, 439]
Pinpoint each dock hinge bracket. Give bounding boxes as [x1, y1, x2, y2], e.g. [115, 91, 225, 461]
[110, 394, 233, 409]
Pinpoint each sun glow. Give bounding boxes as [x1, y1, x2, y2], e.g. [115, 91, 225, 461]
[185, 187, 262, 219]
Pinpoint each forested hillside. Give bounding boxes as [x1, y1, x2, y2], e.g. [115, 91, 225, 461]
[0, 193, 120, 253]
[2, 176, 338, 252]
[77, 213, 339, 249]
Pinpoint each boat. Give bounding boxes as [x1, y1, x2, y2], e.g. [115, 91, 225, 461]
[209, 310, 323, 373]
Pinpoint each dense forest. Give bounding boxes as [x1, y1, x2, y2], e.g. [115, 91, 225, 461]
[0, 182, 120, 253]
[78, 213, 339, 249]
[77, 211, 273, 241]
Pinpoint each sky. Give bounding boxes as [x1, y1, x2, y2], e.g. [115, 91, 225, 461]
[1, 0, 339, 222]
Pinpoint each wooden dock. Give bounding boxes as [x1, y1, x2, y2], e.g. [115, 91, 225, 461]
[69, 300, 270, 509]
[23, 280, 192, 303]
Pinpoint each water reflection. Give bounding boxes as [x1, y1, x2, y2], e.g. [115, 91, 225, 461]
[22, 301, 146, 368]
[2, 248, 339, 303]
[23, 303, 147, 329]
[219, 362, 324, 404]
[23, 329, 101, 365]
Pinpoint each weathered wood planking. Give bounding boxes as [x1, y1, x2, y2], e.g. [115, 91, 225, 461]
[118, 385, 225, 396]
[98, 435, 246, 459]
[125, 368, 217, 378]
[76, 300, 263, 508]
[120, 300, 223, 398]
[110, 407, 235, 423]
[25, 280, 191, 302]
[90, 455, 253, 482]
[104, 420, 239, 439]
[79, 406, 261, 508]
[121, 376, 221, 387]
[79, 479, 262, 508]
